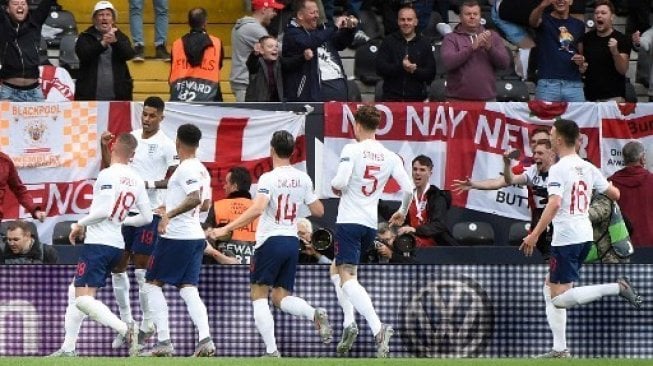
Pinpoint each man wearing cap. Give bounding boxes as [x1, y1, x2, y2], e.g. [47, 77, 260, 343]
[0, 0, 58, 102]
[75, 1, 135, 101]
[169, 7, 224, 102]
[230, 0, 284, 102]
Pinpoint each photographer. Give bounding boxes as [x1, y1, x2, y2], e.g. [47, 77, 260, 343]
[298, 218, 332, 264]
[366, 222, 416, 264]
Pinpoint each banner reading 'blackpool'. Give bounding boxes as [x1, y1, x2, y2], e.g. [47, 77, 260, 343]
[321, 101, 653, 221]
[0, 102, 305, 243]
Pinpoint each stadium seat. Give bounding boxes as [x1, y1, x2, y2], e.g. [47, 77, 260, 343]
[38, 37, 49, 65]
[52, 220, 81, 245]
[0, 220, 39, 240]
[374, 80, 383, 101]
[59, 34, 79, 76]
[432, 43, 446, 79]
[495, 79, 530, 102]
[625, 78, 638, 103]
[347, 79, 362, 102]
[428, 78, 447, 102]
[358, 9, 383, 41]
[354, 39, 382, 86]
[452, 221, 495, 245]
[508, 221, 531, 246]
[43, 9, 77, 47]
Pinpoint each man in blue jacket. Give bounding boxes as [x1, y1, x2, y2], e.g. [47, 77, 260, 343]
[282, 0, 357, 102]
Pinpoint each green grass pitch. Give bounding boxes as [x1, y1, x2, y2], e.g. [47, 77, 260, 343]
[0, 358, 651, 366]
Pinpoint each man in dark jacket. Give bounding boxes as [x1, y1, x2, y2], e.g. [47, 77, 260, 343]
[0, 151, 46, 223]
[396, 155, 457, 247]
[0, 0, 57, 101]
[609, 140, 653, 246]
[75, 1, 135, 101]
[282, 0, 357, 102]
[376, 6, 436, 101]
[2, 220, 57, 264]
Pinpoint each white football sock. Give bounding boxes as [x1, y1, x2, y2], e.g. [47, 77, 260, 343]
[518, 48, 531, 80]
[551, 284, 620, 308]
[134, 269, 153, 331]
[75, 296, 128, 335]
[331, 274, 356, 327]
[279, 296, 315, 320]
[61, 283, 86, 352]
[111, 272, 133, 323]
[253, 299, 277, 354]
[342, 279, 381, 336]
[143, 283, 170, 342]
[179, 287, 211, 341]
[543, 284, 567, 352]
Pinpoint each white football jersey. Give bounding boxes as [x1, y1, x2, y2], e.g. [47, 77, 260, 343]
[84, 164, 150, 249]
[255, 165, 318, 249]
[332, 139, 414, 229]
[163, 158, 211, 240]
[547, 154, 610, 246]
[130, 129, 178, 209]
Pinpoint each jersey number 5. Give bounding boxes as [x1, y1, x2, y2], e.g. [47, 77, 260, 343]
[570, 180, 589, 214]
[362, 165, 380, 196]
[275, 194, 297, 224]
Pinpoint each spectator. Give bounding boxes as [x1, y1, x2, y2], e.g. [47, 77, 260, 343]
[39, 64, 75, 102]
[0, 0, 57, 102]
[609, 141, 653, 247]
[588, 192, 629, 263]
[298, 218, 332, 264]
[169, 7, 224, 102]
[282, 0, 357, 102]
[453, 141, 556, 259]
[530, 0, 586, 102]
[365, 222, 416, 264]
[489, 0, 536, 80]
[231, 0, 285, 102]
[2, 221, 57, 264]
[129, 0, 171, 61]
[75, 1, 135, 101]
[441, 0, 510, 101]
[631, 27, 653, 100]
[0, 150, 46, 223]
[512, 127, 551, 174]
[394, 155, 457, 247]
[625, 0, 650, 37]
[579, 0, 630, 102]
[204, 166, 255, 265]
[376, 6, 436, 102]
[245, 35, 284, 102]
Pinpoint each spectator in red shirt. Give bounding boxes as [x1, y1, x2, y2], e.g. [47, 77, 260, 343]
[609, 141, 653, 246]
[0, 152, 46, 222]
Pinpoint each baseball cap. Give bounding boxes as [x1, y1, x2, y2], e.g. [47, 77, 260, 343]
[93, 1, 116, 17]
[252, 0, 285, 11]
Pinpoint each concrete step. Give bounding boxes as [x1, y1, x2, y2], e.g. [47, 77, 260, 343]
[58, 0, 244, 24]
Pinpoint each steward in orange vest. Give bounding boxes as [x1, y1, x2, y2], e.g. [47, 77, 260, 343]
[169, 7, 224, 102]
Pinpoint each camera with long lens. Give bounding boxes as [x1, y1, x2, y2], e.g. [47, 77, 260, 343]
[394, 233, 416, 255]
[300, 228, 333, 251]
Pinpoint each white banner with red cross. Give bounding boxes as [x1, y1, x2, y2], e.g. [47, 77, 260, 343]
[320, 101, 653, 222]
[1, 101, 305, 244]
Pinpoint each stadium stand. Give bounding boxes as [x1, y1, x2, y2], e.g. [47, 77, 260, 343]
[452, 221, 495, 246]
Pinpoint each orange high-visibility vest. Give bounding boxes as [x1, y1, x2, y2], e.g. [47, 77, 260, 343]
[169, 35, 221, 102]
[214, 197, 257, 242]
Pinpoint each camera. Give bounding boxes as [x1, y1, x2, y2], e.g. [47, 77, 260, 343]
[394, 233, 416, 254]
[299, 228, 333, 251]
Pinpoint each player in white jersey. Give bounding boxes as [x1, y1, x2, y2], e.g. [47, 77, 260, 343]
[520, 119, 642, 358]
[49, 133, 153, 357]
[140, 123, 215, 357]
[329, 105, 414, 358]
[210, 130, 332, 357]
[100, 96, 178, 350]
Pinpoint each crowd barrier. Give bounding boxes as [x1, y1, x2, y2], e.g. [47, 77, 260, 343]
[0, 264, 651, 357]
